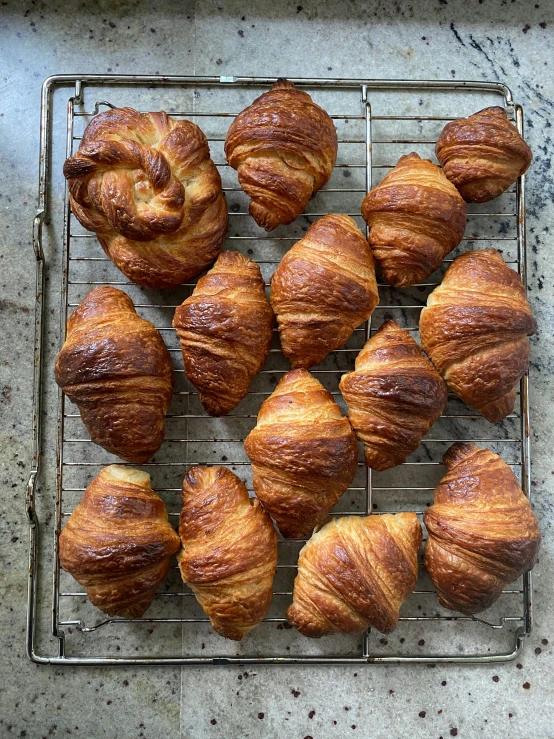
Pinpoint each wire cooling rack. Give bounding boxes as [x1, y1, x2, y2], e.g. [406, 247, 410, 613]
[26, 76, 533, 665]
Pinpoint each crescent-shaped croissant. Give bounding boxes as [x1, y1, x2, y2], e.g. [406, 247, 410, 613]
[244, 369, 359, 539]
[55, 286, 174, 463]
[436, 106, 533, 203]
[424, 443, 540, 614]
[286, 513, 422, 637]
[361, 152, 467, 288]
[172, 250, 274, 416]
[177, 466, 278, 640]
[63, 107, 228, 288]
[224, 79, 338, 230]
[270, 214, 379, 368]
[59, 465, 180, 619]
[419, 249, 536, 423]
[339, 319, 447, 471]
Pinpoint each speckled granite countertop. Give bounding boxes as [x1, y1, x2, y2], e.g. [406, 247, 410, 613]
[1, 1, 553, 737]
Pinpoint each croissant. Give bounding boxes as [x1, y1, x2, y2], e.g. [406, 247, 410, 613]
[339, 319, 447, 471]
[224, 79, 338, 230]
[59, 465, 180, 618]
[173, 251, 273, 416]
[55, 286, 174, 463]
[361, 152, 467, 288]
[270, 214, 379, 368]
[177, 466, 278, 640]
[244, 369, 358, 539]
[286, 512, 422, 637]
[419, 249, 536, 423]
[424, 443, 540, 614]
[63, 107, 228, 289]
[436, 106, 533, 203]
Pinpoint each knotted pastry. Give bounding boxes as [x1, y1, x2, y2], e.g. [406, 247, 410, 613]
[63, 107, 228, 288]
[339, 319, 447, 471]
[178, 466, 278, 640]
[419, 249, 536, 423]
[424, 443, 540, 614]
[173, 251, 273, 415]
[436, 107, 533, 202]
[224, 79, 338, 230]
[244, 369, 358, 539]
[270, 214, 379, 368]
[361, 152, 467, 288]
[59, 465, 180, 618]
[55, 286, 173, 463]
[286, 513, 422, 637]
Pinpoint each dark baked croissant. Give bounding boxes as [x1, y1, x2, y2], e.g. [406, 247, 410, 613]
[244, 369, 358, 539]
[361, 152, 467, 288]
[270, 214, 379, 368]
[55, 286, 174, 463]
[286, 512, 422, 637]
[178, 466, 278, 640]
[63, 107, 228, 289]
[59, 465, 180, 618]
[436, 106, 533, 202]
[424, 443, 540, 614]
[419, 249, 536, 423]
[224, 79, 338, 230]
[173, 250, 273, 416]
[339, 319, 447, 471]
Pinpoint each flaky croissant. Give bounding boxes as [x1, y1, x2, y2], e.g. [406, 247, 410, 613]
[419, 249, 536, 423]
[59, 465, 180, 618]
[436, 106, 533, 203]
[287, 513, 422, 637]
[63, 107, 228, 288]
[339, 319, 447, 471]
[178, 466, 278, 640]
[55, 286, 173, 463]
[224, 79, 338, 230]
[361, 152, 467, 288]
[424, 443, 540, 614]
[270, 214, 379, 368]
[173, 251, 273, 416]
[244, 369, 358, 539]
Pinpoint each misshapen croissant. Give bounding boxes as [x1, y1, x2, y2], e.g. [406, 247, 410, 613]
[173, 251, 273, 416]
[55, 287, 173, 463]
[178, 466, 278, 640]
[287, 513, 422, 637]
[225, 80, 338, 230]
[361, 153, 467, 288]
[419, 249, 536, 423]
[436, 106, 533, 203]
[339, 320, 447, 471]
[244, 369, 358, 539]
[63, 107, 227, 288]
[270, 214, 379, 368]
[424, 443, 540, 614]
[59, 465, 180, 618]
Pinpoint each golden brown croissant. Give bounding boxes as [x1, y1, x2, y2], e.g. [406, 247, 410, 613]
[172, 251, 273, 416]
[286, 512, 422, 637]
[63, 107, 228, 289]
[361, 152, 467, 288]
[244, 369, 358, 539]
[424, 443, 540, 614]
[419, 249, 536, 423]
[177, 466, 278, 640]
[224, 80, 338, 230]
[59, 465, 180, 619]
[55, 286, 174, 463]
[270, 214, 379, 368]
[339, 319, 447, 471]
[436, 106, 533, 203]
